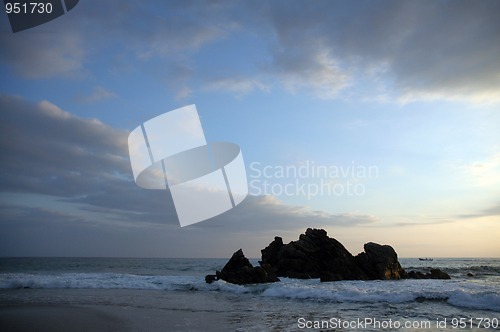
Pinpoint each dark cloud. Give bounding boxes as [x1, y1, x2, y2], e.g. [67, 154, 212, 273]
[0, 95, 180, 226]
[0, 203, 181, 257]
[0, 96, 378, 257]
[263, 0, 500, 101]
[2, 1, 498, 101]
[0, 95, 130, 197]
[0, 0, 237, 93]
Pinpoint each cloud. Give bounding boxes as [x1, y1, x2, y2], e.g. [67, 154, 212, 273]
[145, 0, 500, 102]
[203, 195, 378, 230]
[269, 44, 350, 99]
[0, 95, 179, 227]
[203, 77, 270, 96]
[0, 30, 85, 79]
[0, 95, 379, 256]
[0, 95, 130, 197]
[262, 0, 500, 102]
[457, 202, 500, 219]
[76, 86, 117, 103]
[395, 219, 455, 227]
[2, 1, 498, 101]
[0, 0, 236, 86]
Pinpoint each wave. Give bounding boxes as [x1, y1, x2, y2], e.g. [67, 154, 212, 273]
[256, 278, 500, 312]
[1, 273, 498, 312]
[0, 273, 202, 291]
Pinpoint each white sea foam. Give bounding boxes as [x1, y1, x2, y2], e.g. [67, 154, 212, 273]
[1, 271, 499, 312]
[216, 278, 500, 312]
[0, 273, 202, 291]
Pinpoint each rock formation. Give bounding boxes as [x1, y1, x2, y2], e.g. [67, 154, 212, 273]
[259, 228, 408, 281]
[206, 228, 451, 284]
[205, 249, 279, 284]
[260, 228, 368, 280]
[354, 242, 406, 280]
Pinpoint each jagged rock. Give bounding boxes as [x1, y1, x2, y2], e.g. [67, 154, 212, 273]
[205, 249, 279, 285]
[260, 228, 368, 280]
[210, 228, 452, 285]
[354, 242, 406, 279]
[259, 236, 283, 268]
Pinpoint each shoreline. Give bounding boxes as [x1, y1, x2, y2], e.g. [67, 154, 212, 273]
[0, 303, 234, 332]
[1, 256, 499, 332]
[0, 289, 239, 332]
[1, 285, 499, 331]
[1, 305, 126, 332]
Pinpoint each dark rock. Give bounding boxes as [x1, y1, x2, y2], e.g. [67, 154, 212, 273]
[428, 269, 451, 279]
[205, 249, 279, 285]
[221, 248, 252, 273]
[319, 272, 343, 282]
[406, 269, 451, 280]
[355, 242, 406, 279]
[467, 272, 474, 277]
[259, 236, 283, 268]
[407, 271, 426, 279]
[205, 274, 218, 284]
[260, 228, 368, 280]
[260, 228, 451, 282]
[211, 228, 451, 285]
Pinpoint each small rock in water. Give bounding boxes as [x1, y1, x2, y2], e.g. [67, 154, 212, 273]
[406, 268, 451, 280]
[205, 249, 279, 285]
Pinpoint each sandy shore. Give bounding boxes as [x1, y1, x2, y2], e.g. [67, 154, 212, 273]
[2, 285, 496, 331]
[1, 305, 125, 332]
[0, 289, 242, 332]
[0, 304, 234, 332]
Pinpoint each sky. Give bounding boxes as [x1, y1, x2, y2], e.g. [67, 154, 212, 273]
[0, 0, 499, 258]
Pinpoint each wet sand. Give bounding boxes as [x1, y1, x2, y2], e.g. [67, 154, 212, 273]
[0, 304, 233, 332]
[1, 305, 125, 332]
[0, 289, 239, 332]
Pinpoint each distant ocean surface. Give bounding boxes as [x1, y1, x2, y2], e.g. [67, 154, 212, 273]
[1, 257, 499, 330]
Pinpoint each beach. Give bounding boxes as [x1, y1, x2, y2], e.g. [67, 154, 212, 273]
[1, 288, 323, 331]
[1, 289, 244, 332]
[1, 304, 127, 332]
[2, 286, 499, 331]
[1, 258, 499, 331]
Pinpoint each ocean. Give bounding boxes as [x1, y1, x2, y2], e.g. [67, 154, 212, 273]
[0, 257, 498, 331]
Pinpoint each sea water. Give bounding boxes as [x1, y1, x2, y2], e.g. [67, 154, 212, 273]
[0, 257, 498, 330]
